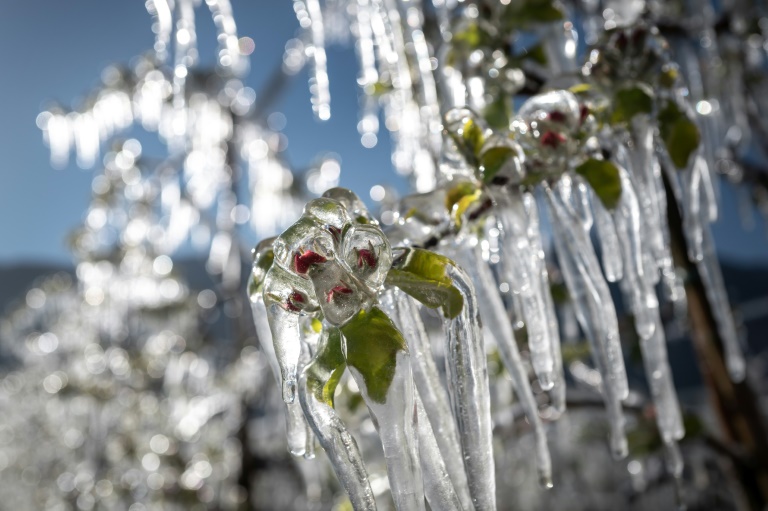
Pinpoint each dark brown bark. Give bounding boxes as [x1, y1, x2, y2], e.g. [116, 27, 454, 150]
[664, 173, 768, 510]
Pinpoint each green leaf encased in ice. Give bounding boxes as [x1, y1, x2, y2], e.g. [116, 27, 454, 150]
[483, 95, 511, 131]
[657, 100, 700, 169]
[574, 158, 622, 210]
[385, 248, 464, 319]
[341, 307, 408, 404]
[501, 0, 564, 29]
[611, 85, 653, 124]
[480, 146, 516, 184]
[462, 118, 485, 158]
[444, 181, 483, 227]
[304, 326, 346, 407]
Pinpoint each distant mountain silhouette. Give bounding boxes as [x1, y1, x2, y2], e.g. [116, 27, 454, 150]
[0, 259, 253, 316]
[1, 257, 766, 390]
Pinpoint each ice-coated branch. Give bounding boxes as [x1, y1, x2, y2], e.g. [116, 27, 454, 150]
[299, 326, 376, 510]
[442, 263, 496, 510]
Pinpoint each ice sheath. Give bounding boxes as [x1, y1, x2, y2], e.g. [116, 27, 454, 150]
[250, 299, 312, 457]
[545, 178, 629, 458]
[299, 326, 377, 510]
[379, 289, 473, 510]
[450, 240, 553, 488]
[443, 265, 497, 510]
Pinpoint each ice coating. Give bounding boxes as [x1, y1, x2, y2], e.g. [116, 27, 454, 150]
[258, 188, 455, 509]
[491, 187, 557, 392]
[450, 240, 552, 488]
[343, 306, 426, 510]
[380, 288, 473, 510]
[415, 392, 465, 510]
[545, 179, 629, 458]
[514, 90, 582, 174]
[299, 326, 376, 509]
[442, 264, 496, 510]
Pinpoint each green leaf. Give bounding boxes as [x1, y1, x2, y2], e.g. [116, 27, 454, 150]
[462, 118, 485, 158]
[304, 327, 346, 407]
[371, 80, 392, 96]
[611, 85, 653, 124]
[523, 43, 548, 65]
[385, 248, 464, 319]
[451, 22, 494, 50]
[483, 95, 511, 131]
[658, 65, 679, 89]
[502, 0, 564, 30]
[658, 101, 700, 169]
[444, 181, 483, 227]
[561, 341, 591, 363]
[341, 307, 408, 404]
[549, 281, 570, 304]
[568, 83, 592, 95]
[575, 158, 622, 210]
[480, 146, 516, 184]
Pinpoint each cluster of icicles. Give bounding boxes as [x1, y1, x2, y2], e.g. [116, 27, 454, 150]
[249, 92, 744, 511]
[291, 0, 768, 226]
[37, 0, 304, 245]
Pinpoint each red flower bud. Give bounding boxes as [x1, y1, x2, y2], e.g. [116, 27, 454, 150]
[540, 130, 566, 149]
[294, 250, 327, 274]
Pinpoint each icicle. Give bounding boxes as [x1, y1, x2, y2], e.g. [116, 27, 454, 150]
[380, 289, 473, 510]
[683, 155, 706, 262]
[415, 392, 465, 510]
[344, 308, 426, 511]
[593, 196, 624, 282]
[491, 188, 556, 392]
[146, 0, 173, 63]
[524, 192, 566, 414]
[451, 241, 552, 489]
[666, 440, 687, 510]
[573, 178, 594, 232]
[173, 0, 198, 97]
[612, 167, 657, 340]
[443, 264, 496, 510]
[251, 299, 311, 456]
[611, 167, 685, 455]
[353, 0, 381, 145]
[291, 0, 331, 120]
[205, 0, 247, 75]
[399, 0, 442, 161]
[628, 118, 671, 273]
[662, 151, 744, 381]
[299, 327, 377, 510]
[545, 180, 629, 458]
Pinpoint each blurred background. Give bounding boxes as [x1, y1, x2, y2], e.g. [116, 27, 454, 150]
[1, 1, 768, 510]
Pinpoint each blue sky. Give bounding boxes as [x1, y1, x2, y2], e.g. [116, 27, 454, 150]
[0, 0, 767, 266]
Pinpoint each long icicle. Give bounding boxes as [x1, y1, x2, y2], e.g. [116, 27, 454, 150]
[545, 180, 629, 458]
[380, 288, 473, 510]
[612, 166, 684, 446]
[444, 264, 496, 510]
[523, 191, 566, 414]
[251, 299, 310, 456]
[414, 392, 465, 510]
[491, 187, 557, 392]
[451, 239, 552, 488]
[291, 0, 331, 120]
